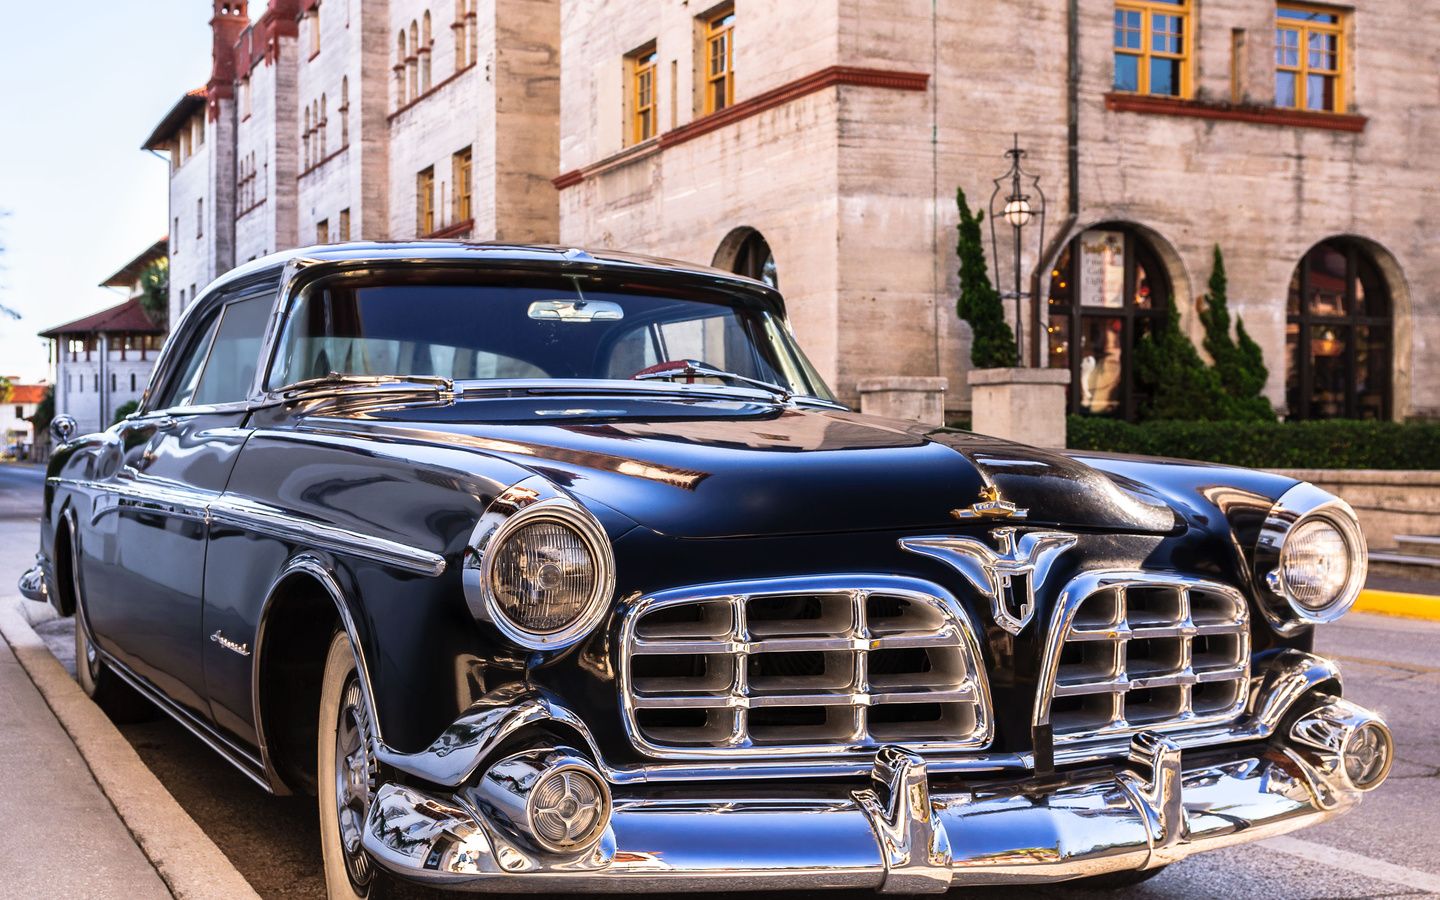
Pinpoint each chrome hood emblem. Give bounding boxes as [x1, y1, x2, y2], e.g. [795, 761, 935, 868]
[900, 527, 1077, 635]
[951, 484, 1027, 520]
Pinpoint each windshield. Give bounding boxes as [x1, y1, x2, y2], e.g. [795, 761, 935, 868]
[268, 270, 835, 401]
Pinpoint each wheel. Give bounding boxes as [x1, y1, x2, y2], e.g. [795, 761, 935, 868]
[1067, 865, 1170, 890]
[318, 631, 394, 899]
[74, 614, 153, 723]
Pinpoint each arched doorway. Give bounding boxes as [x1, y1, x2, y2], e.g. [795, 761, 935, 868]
[1046, 225, 1174, 420]
[713, 227, 777, 288]
[1285, 239, 1393, 420]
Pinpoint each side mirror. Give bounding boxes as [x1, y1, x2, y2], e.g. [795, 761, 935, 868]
[50, 415, 78, 444]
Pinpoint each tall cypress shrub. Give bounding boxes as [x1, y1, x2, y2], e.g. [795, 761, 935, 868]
[1133, 292, 1236, 421]
[955, 188, 1018, 369]
[1198, 245, 1274, 421]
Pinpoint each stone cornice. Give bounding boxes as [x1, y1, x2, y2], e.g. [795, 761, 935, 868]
[553, 65, 930, 189]
[1104, 92, 1368, 133]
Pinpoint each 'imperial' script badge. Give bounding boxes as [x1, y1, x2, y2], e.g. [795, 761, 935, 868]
[951, 484, 1027, 520]
[210, 630, 252, 657]
[899, 528, 1077, 635]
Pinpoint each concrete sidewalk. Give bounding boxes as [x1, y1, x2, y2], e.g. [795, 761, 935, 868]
[0, 517, 261, 900]
[0, 599, 173, 897]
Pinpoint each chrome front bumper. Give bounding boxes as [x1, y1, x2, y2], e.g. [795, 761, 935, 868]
[361, 694, 1388, 893]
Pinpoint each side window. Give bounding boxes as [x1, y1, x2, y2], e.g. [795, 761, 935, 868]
[190, 295, 274, 406]
[157, 311, 222, 410]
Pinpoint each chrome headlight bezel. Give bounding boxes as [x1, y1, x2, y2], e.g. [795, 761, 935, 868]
[463, 476, 616, 650]
[1255, 482, 1367, 633]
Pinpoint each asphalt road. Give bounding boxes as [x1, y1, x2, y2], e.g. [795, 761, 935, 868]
[0, 462, 45, 520]
[1, 472, 1435, 900]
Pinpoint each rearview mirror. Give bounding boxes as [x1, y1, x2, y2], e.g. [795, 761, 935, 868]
[527, 300, 624, 322]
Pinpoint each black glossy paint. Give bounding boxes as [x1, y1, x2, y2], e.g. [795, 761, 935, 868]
[39, 245, 1312, 790]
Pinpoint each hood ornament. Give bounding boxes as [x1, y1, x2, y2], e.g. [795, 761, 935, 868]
[952, 484, 1027, 520]
[900, 528, 1076, 635]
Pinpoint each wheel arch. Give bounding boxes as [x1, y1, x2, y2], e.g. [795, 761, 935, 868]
[254, 553, 378, 797]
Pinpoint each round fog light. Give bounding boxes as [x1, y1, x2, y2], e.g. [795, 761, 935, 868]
[529, 766, 608, 851]
[1343, 722, 1393, 790]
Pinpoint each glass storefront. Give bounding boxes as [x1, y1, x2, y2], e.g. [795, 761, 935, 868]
[1048, 227, 1170, 420]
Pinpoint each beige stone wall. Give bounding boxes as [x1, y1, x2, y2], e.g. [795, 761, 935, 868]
[553, 0, 1440, 421]
[167, 108, 222, 324]
[235, 34, 299, 262]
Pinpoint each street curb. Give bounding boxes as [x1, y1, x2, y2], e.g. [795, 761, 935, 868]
[0, 600, 262, 900]
[1354, 589, 1440, 622]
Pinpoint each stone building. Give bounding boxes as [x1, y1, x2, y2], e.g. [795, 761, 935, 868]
[40, 237, 169, 435]
[145, 0, 1440, 423]
[0, 383, 46, 458]
[553, 0, 1440, 422]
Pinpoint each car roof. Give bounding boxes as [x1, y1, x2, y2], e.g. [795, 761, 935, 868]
[210, 241, 778, 299]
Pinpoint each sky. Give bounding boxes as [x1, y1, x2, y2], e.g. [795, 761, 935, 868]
[0, 2, 213, 383]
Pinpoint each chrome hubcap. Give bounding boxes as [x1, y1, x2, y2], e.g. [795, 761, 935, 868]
[334, 679, 375, 888]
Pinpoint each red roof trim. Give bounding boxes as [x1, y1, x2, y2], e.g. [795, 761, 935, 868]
[1104, 93, 1368, 133]
[39, 297, 164, 339]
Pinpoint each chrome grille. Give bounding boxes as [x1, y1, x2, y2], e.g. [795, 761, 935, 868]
[1038, 572, 1250, 747]
[620, 576, 992, 758]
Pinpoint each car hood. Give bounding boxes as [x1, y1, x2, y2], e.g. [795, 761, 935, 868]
[313, 399, 1177, 539]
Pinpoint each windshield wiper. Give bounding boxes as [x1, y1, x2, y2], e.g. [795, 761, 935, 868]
[630, 359, 793, 403]
[280, 372, 454, 396]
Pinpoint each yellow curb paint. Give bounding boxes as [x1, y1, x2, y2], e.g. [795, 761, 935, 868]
[1354, 589, 1440, 621]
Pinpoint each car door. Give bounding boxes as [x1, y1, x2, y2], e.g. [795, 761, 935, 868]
[98, 290, 275, 719]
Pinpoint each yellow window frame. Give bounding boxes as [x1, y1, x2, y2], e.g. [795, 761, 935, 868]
[632, 49, 658, 143]
[1275, 3, 1346, 113]
[703, 8, 734, 115]
[1113, 0, 1192, 98]
[417, 167, 435, 236]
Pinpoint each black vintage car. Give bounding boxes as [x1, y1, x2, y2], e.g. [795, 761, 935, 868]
[21, 243, 1390, 898]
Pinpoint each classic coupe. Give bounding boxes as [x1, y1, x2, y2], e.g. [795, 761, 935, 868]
[21, 243, 1390, 898]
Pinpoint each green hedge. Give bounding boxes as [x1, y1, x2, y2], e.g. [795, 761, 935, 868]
[1066, 417, 1440, 470]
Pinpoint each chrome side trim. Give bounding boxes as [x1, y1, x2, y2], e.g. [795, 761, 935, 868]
[211, 496, 445, 577]
[52, 477, 446, 578]
[1255, 482, 1368, 633]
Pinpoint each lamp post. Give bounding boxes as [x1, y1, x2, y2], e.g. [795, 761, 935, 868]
[989, 134, 1046, 366]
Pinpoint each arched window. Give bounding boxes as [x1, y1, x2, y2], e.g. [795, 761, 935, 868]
[715, 229, 776, 288]
[396, 30, 408, 105]
[1285, 239, 1392, 420]
[303, 105, 311, 168]
[340, 76, 349, 146]
[409, 21, 420, 100]
[319, 93, 327, 158]
[1047, 226, 1172, 420]
[454, 0, 467, 69]
[421, 11, 432, 92]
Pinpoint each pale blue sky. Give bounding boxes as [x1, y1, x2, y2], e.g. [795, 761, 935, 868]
[0, 2, 213, 383]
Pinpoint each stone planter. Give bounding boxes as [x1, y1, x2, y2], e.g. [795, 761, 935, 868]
[856, 377, 947, 425]
[966, 367, 1070, 448]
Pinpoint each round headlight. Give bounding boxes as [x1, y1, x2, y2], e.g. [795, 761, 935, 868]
[464, 478, 617, 650]
[490, 519, 598, 633]
[1280, 517, 1352, 611]
[1258, 483, 1367, 631]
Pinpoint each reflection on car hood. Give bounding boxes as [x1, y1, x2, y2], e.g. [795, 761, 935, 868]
[314, 398, 1177, 539]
